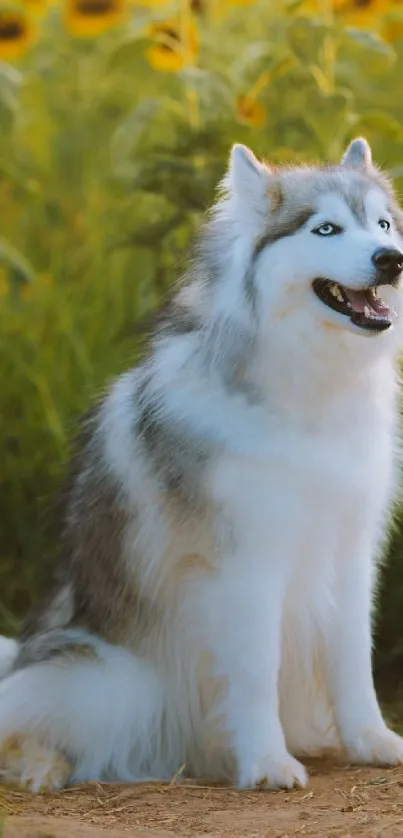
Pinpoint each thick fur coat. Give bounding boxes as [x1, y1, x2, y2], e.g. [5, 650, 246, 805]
[1, 137, 403, 791]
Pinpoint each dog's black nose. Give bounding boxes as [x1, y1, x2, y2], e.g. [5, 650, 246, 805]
[372, 247, 403, 282]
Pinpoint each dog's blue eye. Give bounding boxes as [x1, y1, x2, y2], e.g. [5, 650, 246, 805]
[379, 219, 390, 232]
[312, 223, 342, 236]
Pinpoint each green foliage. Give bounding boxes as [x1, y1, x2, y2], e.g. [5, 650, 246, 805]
[1, 0, 403, 673]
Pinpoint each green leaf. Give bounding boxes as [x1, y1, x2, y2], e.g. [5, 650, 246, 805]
[287, 17, 329, 64]
[340, 26, 395, 77]
[106, 36, 150, 75]
[344, 26, 394, 58]
[355, 110, 403, 141]
[302, 87, 355, 151]
[0, 240, 36, 287]
[178, 67, 233, 111]
[0, 63, 21, 115]
[110, 99, 161, 179]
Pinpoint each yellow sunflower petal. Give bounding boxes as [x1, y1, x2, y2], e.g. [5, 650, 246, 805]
[336, 0, 391, 26]
[0, 8, 35, 60]
[64, 0, 126, 37]
[146, 43, 185, 70]
[20, 0, 49, 20]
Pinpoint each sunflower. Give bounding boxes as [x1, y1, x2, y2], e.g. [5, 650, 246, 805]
[0, 8, 35, 60]
[333, 0, 391, 25]
[303, 0, 391, 24]
[146, 17, 199, 72]
[20, 0, 48, 19]
[64, 0, 126, 37]
[135, 0, 255, 7]
[131, 0, 171, 5]
[236, 95, 266, 127]
[189, 0, 256, 16]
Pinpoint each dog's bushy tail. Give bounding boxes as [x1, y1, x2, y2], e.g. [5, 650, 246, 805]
[0, 636, 172, 789]
[0, 637, 18, 679]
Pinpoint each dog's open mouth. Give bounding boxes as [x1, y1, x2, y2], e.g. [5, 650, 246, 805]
[312, 278, 394, 332]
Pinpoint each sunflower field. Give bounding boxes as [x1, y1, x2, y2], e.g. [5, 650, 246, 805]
[1, 0, 403, 679]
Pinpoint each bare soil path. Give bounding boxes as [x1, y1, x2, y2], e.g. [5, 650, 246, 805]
[2, 758, 403, 838]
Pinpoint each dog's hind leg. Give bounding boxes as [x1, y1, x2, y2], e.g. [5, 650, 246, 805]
[0, 632, 166, 791]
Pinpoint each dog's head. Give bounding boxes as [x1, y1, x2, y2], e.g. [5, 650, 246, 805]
[218, 139, 403, 348]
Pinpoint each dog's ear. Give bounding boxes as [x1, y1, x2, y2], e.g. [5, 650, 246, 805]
[227, 144, 271, 208]
[341, 137, 372, 170]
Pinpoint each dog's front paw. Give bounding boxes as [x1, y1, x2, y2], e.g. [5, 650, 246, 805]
[0, 735, 71, 792]
[345, 726, 403, 767]
[238, 753, 308, 790]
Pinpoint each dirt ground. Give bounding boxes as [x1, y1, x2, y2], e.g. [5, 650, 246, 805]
[2, 757, 403, 838]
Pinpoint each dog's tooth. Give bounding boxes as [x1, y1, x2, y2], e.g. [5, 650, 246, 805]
[364, 305, 371, 319]
[330, 284, 344, 303]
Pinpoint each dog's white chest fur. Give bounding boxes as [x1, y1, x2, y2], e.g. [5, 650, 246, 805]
[196, 359, 398, 765]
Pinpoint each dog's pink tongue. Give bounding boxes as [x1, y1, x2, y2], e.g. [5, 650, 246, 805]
[343, 289, 366, 313]
[344, 288, 390, 315]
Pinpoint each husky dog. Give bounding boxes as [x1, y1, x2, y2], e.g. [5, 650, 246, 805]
[1, 138, 403, 793]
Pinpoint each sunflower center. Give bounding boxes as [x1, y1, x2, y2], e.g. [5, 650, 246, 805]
[239, 100, 254, 116]
[0, 16, 25, 39]
[153, 26, 181, 53]
[335, 0, 373, 9]
[75, 0, 116, 16]
[159, 26, 181, 52]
